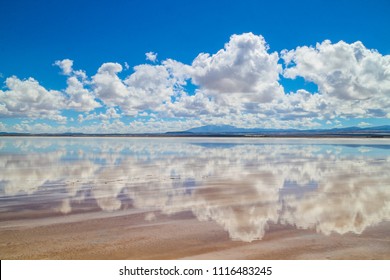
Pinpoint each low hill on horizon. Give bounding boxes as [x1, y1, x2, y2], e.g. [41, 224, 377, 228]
[168, 124, 390, 136]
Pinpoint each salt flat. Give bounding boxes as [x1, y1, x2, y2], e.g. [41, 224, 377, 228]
[1, 137, 389, 259]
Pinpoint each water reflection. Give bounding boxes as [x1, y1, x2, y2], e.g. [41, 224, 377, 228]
[0, 137, 389, 242]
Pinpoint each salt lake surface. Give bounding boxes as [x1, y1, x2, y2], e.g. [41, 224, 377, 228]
[0, 137, 389, 259]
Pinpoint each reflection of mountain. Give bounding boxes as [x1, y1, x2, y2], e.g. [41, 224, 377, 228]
[1, 137, 389, 242]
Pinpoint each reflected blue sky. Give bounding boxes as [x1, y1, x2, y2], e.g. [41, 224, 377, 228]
[0, 137, 389, 242]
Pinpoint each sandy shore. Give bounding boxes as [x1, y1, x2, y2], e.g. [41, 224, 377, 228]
[1, 209, 389, 260]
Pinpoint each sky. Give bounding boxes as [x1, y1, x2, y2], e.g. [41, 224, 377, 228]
[0, 0, 389, 133]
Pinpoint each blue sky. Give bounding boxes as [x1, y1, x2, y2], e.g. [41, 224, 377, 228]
[0, 0, 389, 133]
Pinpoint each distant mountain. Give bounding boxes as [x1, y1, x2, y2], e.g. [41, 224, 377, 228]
[326, 125, 390, 132]
[168, 124, 390, 136]
[0, 132, 29, 136]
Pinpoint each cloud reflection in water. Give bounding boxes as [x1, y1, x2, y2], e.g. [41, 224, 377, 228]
[0, 137, 389, 242]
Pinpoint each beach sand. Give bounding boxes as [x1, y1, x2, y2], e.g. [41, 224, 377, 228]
[1, 209, 389, 260]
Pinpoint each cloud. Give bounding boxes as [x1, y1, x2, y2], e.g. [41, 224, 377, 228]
[54, 59, 74, 75]
[163, 91, 222, 118]
[1, 34, 390, 133]
[282, 40, 390, 118]
[80, 107, 121, 122]
[92, 62, 179, 116]
[12, 122, 69, 133]
[191, 33, 283, 104]
[51, 114, 67, 124]
[127, 118, 202, 133]
[0, 76, 65, 120]
[0, 59, 100, 123]
[54, 59, 101, 112]
[124, 64, 177, 110]
[0, 121, 6, 131]
[65, 76, 100, 111]
[105, 107, 121, 119]
[145, 51, 158, 62]
[77, 114, 84, 122]
[159, 33, 286, 119]
[358, 121, 370, 127]
[92, 62, 127, 107]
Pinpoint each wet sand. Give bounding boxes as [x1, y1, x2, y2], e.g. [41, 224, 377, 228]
[1, 209, 389, 260]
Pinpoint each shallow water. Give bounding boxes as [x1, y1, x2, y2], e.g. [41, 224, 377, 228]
[1, 137, 389, 242]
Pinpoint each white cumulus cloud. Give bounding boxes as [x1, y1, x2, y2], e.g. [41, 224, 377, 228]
[1, 34, 389, 133]
[191, 33, 283, 103]
[54, 59, 74, 75]
[145, 51, 158, 62]
[282, 40, 390, 118]
[358, 122, 371, 127]
[0, 76, 65, 120]
[92, 62, 180, 116]
[65, 76, 100, 111]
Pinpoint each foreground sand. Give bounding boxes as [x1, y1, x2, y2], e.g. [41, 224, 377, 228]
[1, 209, 389, 260]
